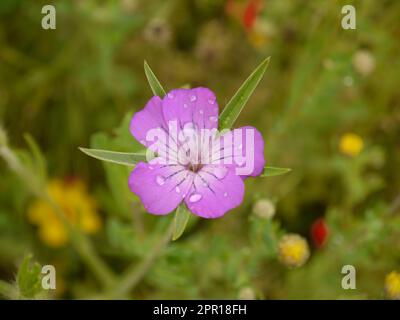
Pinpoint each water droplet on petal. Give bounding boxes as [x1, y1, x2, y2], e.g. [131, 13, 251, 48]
[214, 166, 228, 179]
[224, 192, 228, 197]
[190, 95, 197, 102]
[140, 140, 146, 144]
[189, 193, 202, 203]
[199, 109, 204, 115]
[238, 144, 243, 150]
[183, 103, 188, 108]
[149, 166, 154, 170]
[209, 116, 218, 122]
[202, 181, 208, 187]
[156, 175, 165, 186]
[167, 93, 174, 99]
[208, 97, 216, 105]
[175, 186, 181, 193]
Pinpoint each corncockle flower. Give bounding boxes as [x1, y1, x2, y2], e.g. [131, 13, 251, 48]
[128, 87, 265, 218]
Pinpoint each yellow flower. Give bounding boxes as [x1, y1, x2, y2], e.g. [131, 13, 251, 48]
[385, 271, 400, 300]
[339, 133, 364, 157]
[28, 178, 101, 247]
[278, 234, 310, 268]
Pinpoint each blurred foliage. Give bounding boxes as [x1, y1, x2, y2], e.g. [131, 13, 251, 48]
[1, 0, 400, 299]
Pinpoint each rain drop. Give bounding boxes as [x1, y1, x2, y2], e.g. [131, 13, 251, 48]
[190, 95, 197, 102]
[199, 109, 204, 115]
[175, 186, 181, 193]
[183, 103, 188, 108]
[208, 97, 216, 105]
[209, 116, 218, 122]
[167, 93, 174, 99]
[214, 166, 228, 179]
[156, 175, 165, 186]
[189, 193, 202, 203]
[224, 192, 228, 197]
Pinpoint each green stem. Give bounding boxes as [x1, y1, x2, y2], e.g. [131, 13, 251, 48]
[0, 280, 16, 299]
[105, 220, 174, 299]
[0, 143, 116, 288]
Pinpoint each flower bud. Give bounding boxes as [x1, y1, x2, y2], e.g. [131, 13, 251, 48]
[310, 218, 329, 248]
[353, 50, 375, 77]
[252, 198, 275, 219]
[278, 234, 310, 268]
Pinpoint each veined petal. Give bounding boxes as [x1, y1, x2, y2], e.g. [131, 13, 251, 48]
[212, 126, 265, 178]
[162, 87, 219, 131]
[129, 96, 166, 148]
[184, 165, 245, 218]
[128, 161, 193, 215]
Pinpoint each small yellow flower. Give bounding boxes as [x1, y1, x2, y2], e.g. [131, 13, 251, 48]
[28, 178, 101, 247]
[278, 234, 310, 268]
[339, 133, 364, 157]
[385, 271, 400, 300]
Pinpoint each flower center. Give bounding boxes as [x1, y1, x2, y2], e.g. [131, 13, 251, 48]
[187, 163, 203, 173]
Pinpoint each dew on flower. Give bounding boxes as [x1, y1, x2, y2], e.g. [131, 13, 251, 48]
[156, 175, 166, 186]
[189, 193, 202, 203]
[213, 166, 228, 179]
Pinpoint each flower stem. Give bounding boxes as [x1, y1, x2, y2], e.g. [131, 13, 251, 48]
[105, 220, 174, 299]
[0, 143, 116, 288]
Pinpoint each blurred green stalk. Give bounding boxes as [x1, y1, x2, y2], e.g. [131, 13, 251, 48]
[0, 132, 116, 288]
[102, 221, 175, 299]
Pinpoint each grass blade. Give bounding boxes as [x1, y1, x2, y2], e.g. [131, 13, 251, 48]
[144, 61, 166, 98]
[261, 166, 292, 177]
[79, 147, 147, 166]
[219, 57, 270, 129]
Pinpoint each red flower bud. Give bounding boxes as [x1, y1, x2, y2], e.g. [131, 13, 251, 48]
[310, 218, 329, 248]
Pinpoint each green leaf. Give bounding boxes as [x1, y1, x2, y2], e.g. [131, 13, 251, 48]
[79, 147, 148, 166]
[172, 203, 191, 241]
[17, 254, 42, 298]
[261, 166, 292, 177]
[144, 61, 166, 97]
[219, 57, 270, 129]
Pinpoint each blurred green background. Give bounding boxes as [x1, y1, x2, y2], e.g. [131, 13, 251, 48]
[0, 0, 400, 299]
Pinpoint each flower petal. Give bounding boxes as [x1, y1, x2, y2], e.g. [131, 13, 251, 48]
[184, 166, 245, 218]
[162, 87, 219, 131]
[129, 96, 166, 148]
[128, 160, 193, 215]
[213, 126, 265, 178]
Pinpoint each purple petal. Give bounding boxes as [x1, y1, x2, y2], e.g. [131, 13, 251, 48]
[128, 161, 193, 215]
[162, 87, 219, 131]
[213, 126, 265, 178]
[184, 165, 245, 218]
[129, 96, 166, 148]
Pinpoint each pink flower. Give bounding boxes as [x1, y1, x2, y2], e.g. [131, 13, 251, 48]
[128, 87, 265, 218]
